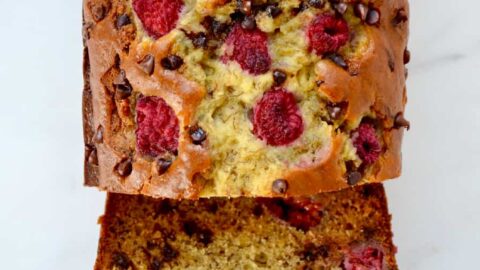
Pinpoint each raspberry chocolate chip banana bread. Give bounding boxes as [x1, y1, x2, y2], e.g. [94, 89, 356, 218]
[82, 0, 410, 198]
[94, 184, 397, 270]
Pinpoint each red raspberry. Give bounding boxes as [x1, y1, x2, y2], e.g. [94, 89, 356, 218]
[258, 198, 323, 231]
[343, 245, 385, 270]
[307, 14, 349, 56]
[136, 96, 179, 156]
[352, 123, 381, 164]
[252, 88, 303, 146]
[133, 0, 184, 39]
[223, 24, 271, 75]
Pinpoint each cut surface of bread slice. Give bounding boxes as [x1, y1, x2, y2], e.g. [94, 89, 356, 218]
[94, 184, 397, 269]
[83, 0, 410, 198]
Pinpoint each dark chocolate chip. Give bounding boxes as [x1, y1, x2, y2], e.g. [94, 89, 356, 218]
[404, 48, 411, 64]
[116, 14, 131, 29]
[189, 126, 207, 145]
[316, 80, 325, 87]
[300, 243, 329, 262]
[150, 258, 163, 270]
[334, 3, 348, 15]
[192, 32, 208, 48]
[111, 252, 132, 270]
[387, 51, 395, 72]
[273, 69, 287, 85]
[91, 4, 106, 22]
[327, 54, 348, 70]
[88, 148, 98, 165]
[197, 228, 213, 245]
[212, 20, 228, 37]
[354, 3, 368, 21]
[272, 179, 288, 194]
[393, 8, 408, 25]
[366, 8, 381, 25]
[326, 102, 346, 120]
[362, 227, 377, 239]
[138, 54, 155, 75]
[162, 243, 179, 262]
[394, 112, 410, 130]
[308, 0, 325, 8]
[241, 16, 256, 30]
[238, 0, 252, 15]
[266, 5, 282, 18]
[161, 55, 183, 70]
[113, 70, 133, 99]
[115, 158, 132, 177]
[347, 171, 362, 185]
[94, 125, 104, 143]
[156, 158, 172, 175]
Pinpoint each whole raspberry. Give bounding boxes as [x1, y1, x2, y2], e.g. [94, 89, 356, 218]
[307, 14, 349, 56]
[343, 246, 385, 270]
[252, 88, 303, 146]
[258, 198, 323, 231]
[133, 0, 184, 39]
[136, 96, 179, 156]
[352, 123, 381, 164]
[223, 24, 271, 75]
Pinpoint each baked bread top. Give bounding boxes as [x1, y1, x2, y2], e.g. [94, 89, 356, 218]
[94, 184, 397, 269]
[83, 0, 410, 198]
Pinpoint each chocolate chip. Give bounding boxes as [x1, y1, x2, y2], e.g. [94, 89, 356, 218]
[266, 5, 282, 18]
[272, 179, 288, 194]
[113, 70, 132, 99]
[150, 259, 163, 270]
[273, 69, 287, 85]
[404, 48, 411, 64]
[347, 171, 362, 185]
[393, 8, 408, 25]
[387, 51, 395, 72]
[116, 14, 131, 29]
[94, 125, 104, 143]
[156, 158, 172, 175]
[327, 54, 348, 70]
[138, 54, 155, 75]
[189, 126, 207, 145]
[212, 20, 228, 37]
[334, 3, 348, 15]
[197, 228, 213, 245]
[354, 3, 368, 21]
[316, 80, 325, 87]
[241, 16, 256, 30]
[300, 244, 330, 262]
[111, 252, 131, 270]
[88, 147, 98, 165]
[308, 0, 325, 8]
[238, 0, 252, 15]
[192, 32, 208, 48]
[394, 112, 410, 130]
[161, 55, 183, 70]
[91, 4, 106, 22]
[326, 102, 346, 120]
[366, 8, 381, 26]
[162, 243, 179, 262]
[115, 158, 132, 177]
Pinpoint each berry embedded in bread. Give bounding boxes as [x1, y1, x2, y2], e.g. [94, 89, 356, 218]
[94, 184, 397, 270]
[83, 0, 410, 198]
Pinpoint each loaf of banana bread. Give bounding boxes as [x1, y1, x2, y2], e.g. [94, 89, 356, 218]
[94, 184, 397, 269]
[83, 0, 410, 198]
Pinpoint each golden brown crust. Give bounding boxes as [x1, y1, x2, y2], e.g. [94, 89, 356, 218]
[94, 184, 397, 269]
[83, 0, 409, 198]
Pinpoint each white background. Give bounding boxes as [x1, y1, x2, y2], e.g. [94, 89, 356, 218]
[0, 1, 479, 269]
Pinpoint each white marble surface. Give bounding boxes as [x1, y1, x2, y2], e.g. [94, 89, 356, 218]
[0, 0, 479, 269]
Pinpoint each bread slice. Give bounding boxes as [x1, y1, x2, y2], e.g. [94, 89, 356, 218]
[94, 184, 397, 269]
[83, 0, 410, 198]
